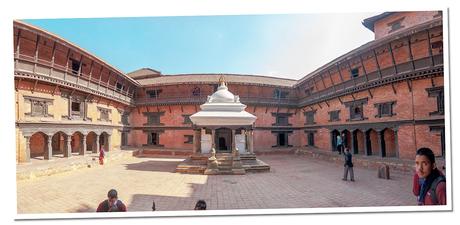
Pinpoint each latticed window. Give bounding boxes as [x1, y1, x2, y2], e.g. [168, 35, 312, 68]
[146, 89, 162, 98]
[276, 116, 288, 125]
[351, 105, 363, 119]
[351, 68, 359, 78]
[329, 110, 340, 122]
[98, 107, 111, 122]
[426, 87, 444, 116]
[375, 101, 396, 118]
[304, 110, 316, 125]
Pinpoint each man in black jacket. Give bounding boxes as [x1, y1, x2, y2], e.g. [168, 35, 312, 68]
[342, 147, 355, 182]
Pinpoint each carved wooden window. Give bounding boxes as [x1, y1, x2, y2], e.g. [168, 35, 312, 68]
[146, 89, 162, 98]
[121, 113, 129, 125]
[427, 87, 444, 115]
[304, 110, 316, 125]
[304, 86, 314, 96]
[184, 135, 193, 144]
[70, 58, 80, 75]
[344, 98, 368, 121]
[274, 89, 289, 99]
[328, 110, 340, 122]
[375, 101, 396, 118]
[388, 17, 405, 33]
[97, 107, 111, 122]
[143, 112, 165, 125]
[351, 68, 359, 78]
[272, 113, 292, 126]
[24, 96, 53, 117]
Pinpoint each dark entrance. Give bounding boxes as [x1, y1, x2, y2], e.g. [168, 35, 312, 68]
[215, 128, 232, 152]
[331, 130, 340, 152]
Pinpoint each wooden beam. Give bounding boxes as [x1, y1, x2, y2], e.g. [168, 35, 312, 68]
[180, 105, 184, 113]
[336, 63, 344, 82]
[87, 60, 94, 87]
[431, 76, 435, 87]
[406, 80, 412, 92]
[388, 42, 398, 74]
[359, 54, 369, 82]
[168, 105, 172, 113]
[15, 78, 22, 91]
[338, 96, 343, 104]
[137, 107, 141, 114]
[309, 105, 314, 111]
[391, 83, 397, 94]
[253, 105, 256, 113]
[351, 94, 356, 101]
[320, 73, 327, 89]
[317, 103, 322, 109]
[15, 29, 21, 58]
[347, 59, 357, 87]
[426, 29, 434, 66]
[367, 89, 373, 99]
[327, 69, 337, 93]
[265, 106, 269, 114]
[33, 34, 40, 73]
[325, 100, 330, 107]
[31, 80, 38, 93]
[372, 48, 382, 79]
[407, 36, 415, 71]
[97, 66, 104, 91]
[49, 40, 57, 75]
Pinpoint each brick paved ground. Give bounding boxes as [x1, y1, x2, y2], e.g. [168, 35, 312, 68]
[17, 154, 416, 214]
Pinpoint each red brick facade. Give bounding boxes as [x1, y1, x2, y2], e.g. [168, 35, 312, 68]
[14, 11, 445, 163]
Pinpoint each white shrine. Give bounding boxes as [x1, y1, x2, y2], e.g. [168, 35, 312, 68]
[176, 76, 269, 175]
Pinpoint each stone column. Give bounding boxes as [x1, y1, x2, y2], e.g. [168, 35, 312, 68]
[107, 134, 112, 152]
[231, 129, 236, 152]
[351, 131, 356, 154]
[377, 130, 384, 157]
[67, 96, 72, 120]
[24, 135, 31, 162]
[80, 134, 87, 155]
[64, 135, 72, 157]
[95, 134, 100, 153]
[211, 129, 216, 150]
[364, 131, 370, 156]
[45, 135, 52, 160]
[394, 129, 399, 158]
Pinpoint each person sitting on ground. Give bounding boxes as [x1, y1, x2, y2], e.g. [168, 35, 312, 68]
[194, 200, 206, 210]
[414, 147, 446, 205]
[342, 147, 355, 182]
[96, 189, 127, 212]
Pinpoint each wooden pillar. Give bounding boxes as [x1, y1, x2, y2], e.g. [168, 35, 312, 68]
[351, 131, 356, 154]
[364, 131, 370, 156]
[24, 135, 31, 162]
[64, 135, 72, 157]
[249, 130, 254, 154]
[107, 134, 112, 152]
[193, 129, 201, 154]
[377, 130, 384, 157]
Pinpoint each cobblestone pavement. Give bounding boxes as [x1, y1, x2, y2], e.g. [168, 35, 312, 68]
[17, 154, 416, 214]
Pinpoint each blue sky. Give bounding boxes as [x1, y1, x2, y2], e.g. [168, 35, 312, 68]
[25, 13, 377, 80]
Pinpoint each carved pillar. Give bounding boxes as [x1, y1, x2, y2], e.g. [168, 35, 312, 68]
[24, 136, 31, 162]
[107, 134, 112, 152]
[95, 134, 100, 153]
[231, 129, 236, 152]
[80, 134, 87, 155]
[364, 131, 370, 156]
[64, 135, 72, 157]
[211, 129, 216, 150]
[377, 130, 384, 157]
[67, 96, 72, 120]
[45, 135, 52, 160]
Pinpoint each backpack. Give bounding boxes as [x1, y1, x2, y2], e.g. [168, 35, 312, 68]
[429, 175, 446, 205]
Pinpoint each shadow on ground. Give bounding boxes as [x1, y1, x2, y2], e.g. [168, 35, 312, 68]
[124, 159, 183, 173]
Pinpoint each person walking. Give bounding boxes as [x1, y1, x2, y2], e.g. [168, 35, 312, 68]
[342, 147, 355, 181]
[99, 145, 105, 165]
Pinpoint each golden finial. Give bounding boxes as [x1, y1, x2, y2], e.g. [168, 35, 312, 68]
[218, 75, 226, 86]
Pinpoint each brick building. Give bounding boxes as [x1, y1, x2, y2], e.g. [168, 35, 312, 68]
[14, 11, 445, 164]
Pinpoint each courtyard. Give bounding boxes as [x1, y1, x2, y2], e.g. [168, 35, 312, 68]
[17, 154, 416, 214]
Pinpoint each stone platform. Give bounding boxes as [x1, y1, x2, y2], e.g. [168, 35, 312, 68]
[175, 153, 270, 175]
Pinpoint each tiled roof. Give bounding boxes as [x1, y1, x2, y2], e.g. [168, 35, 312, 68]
[137, 74, 297, 87]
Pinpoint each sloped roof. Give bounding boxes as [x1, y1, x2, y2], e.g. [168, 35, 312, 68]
[137, 73, 297, 87]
